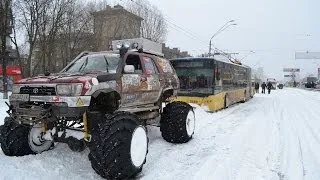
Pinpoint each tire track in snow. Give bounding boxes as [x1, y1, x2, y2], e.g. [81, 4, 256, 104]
[194, 94, 281, 180]
[297, 136, 306, 178]
[277, 88, 320, 180]
[294, 90, 320, 145]
[277, 90, 304, 180]
[142, 99, 259, 180]
[290, 89, 320, 179]
[266, 95, 285, 180]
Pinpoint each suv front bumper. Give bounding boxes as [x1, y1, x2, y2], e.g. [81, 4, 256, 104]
[9, 94, 91, 107]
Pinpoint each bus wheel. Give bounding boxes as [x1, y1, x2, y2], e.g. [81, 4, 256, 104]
[224, 95, 230, 108]
[241, 91, 247, 103]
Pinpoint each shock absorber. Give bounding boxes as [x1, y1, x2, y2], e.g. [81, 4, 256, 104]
[41, 122, 47, 135]
[83, 111, 90, 142]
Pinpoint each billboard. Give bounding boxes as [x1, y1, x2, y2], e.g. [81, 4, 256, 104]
[284, 74, 295, 77]
[283, 68, 300, 72]
[295, 52, 320, 59]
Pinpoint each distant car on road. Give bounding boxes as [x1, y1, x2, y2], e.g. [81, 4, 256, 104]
[278, 84, 284, 89]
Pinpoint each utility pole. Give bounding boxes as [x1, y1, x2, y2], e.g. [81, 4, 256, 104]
[0, 0, 12, 99]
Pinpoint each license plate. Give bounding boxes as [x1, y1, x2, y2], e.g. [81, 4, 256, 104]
[9, 94, 30, 101]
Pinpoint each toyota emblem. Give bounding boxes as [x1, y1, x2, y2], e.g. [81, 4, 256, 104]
[33, 88, 39, 94]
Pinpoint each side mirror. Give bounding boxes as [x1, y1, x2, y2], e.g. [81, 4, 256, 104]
[124, 65, 135, 74]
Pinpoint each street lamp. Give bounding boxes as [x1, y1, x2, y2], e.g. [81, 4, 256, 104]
[208, 20, 237, 57]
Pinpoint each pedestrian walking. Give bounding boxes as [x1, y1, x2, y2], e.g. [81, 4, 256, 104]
[261, 82, 266, 94]
[267, 81, 273, 94]
[254, 82, 259, 93]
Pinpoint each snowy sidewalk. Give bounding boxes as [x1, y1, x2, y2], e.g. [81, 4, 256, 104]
[0, 88, 319, 180]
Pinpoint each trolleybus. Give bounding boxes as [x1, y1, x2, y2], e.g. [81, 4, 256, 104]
[170, 57, 253, 112]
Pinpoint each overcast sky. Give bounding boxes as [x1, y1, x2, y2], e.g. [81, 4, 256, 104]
[114, 0, 320, 81]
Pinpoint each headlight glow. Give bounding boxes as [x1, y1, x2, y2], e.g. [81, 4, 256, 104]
[12, 84, 20, 94]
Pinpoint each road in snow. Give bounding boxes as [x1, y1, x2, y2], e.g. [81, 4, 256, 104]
[0, 88, 319, 180]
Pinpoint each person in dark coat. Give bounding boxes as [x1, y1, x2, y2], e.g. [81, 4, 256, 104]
[254, 82, 259, 93]
[261, 82, 266, 94]
[267, 81, 273, 94]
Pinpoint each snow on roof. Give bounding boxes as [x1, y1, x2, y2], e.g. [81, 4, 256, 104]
[171, 56, 250, 68]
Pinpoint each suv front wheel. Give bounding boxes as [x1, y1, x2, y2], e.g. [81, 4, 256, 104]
[88, 112, 148, 179]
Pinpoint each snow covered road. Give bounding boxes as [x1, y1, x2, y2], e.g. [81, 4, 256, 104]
[0, 88, 319, 180]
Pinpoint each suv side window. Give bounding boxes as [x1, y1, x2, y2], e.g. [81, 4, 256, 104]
[126, 54, 142, 74]
[142, 56, 158, 74]
[155, 57, 174, 73]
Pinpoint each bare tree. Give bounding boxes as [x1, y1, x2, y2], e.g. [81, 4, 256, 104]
[10, 19, 21, 64]
[0, 0, 14, 98]
[14, 0, 98, 75]
[58, 0, 94, 68]
[13, 0, 49, 76]
[126, 0, 168, 43]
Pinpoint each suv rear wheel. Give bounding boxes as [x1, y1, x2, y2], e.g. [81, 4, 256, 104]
[88, 112, 148, 179]
[160, 102, 195, 143]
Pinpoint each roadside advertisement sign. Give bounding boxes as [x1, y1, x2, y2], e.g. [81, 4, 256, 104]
[283, 68, 300, 72]
[284, 74, 295, 77]
[295, 52, 320, 59]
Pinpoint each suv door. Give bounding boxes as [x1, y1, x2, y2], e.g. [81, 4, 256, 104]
[154, 57, 179, 94]
[141, 56, 161, 103]
[121, 54, 161, 106]
[121, 54, 145, 106]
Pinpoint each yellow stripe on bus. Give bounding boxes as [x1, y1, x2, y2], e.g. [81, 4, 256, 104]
[170, 88, 251, 112]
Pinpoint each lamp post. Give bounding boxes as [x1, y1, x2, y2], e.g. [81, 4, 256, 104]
[208, 20, 237, 57]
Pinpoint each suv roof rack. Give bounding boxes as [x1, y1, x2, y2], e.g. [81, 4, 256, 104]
[129, 49, 164, 57]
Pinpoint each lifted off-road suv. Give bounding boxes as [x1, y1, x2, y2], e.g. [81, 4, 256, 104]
[0, 44, 195, 179]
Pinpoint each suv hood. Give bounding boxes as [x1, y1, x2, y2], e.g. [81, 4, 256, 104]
[17, 73, 98, 84]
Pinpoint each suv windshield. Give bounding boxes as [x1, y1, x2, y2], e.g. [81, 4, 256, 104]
[64, 54, 120, 73]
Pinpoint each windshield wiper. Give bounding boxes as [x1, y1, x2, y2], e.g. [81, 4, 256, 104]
[103, 56, 109, 73]
[79, 57, 89, 72]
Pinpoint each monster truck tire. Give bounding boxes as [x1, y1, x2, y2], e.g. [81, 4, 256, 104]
[160, 102, 195, 143]
[88, 112, 148, 179]
[0, 117, 35, 156]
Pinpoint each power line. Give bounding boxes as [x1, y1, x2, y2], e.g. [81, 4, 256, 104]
[122, 0, 237, 59]
[123, 0, 208, 45]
